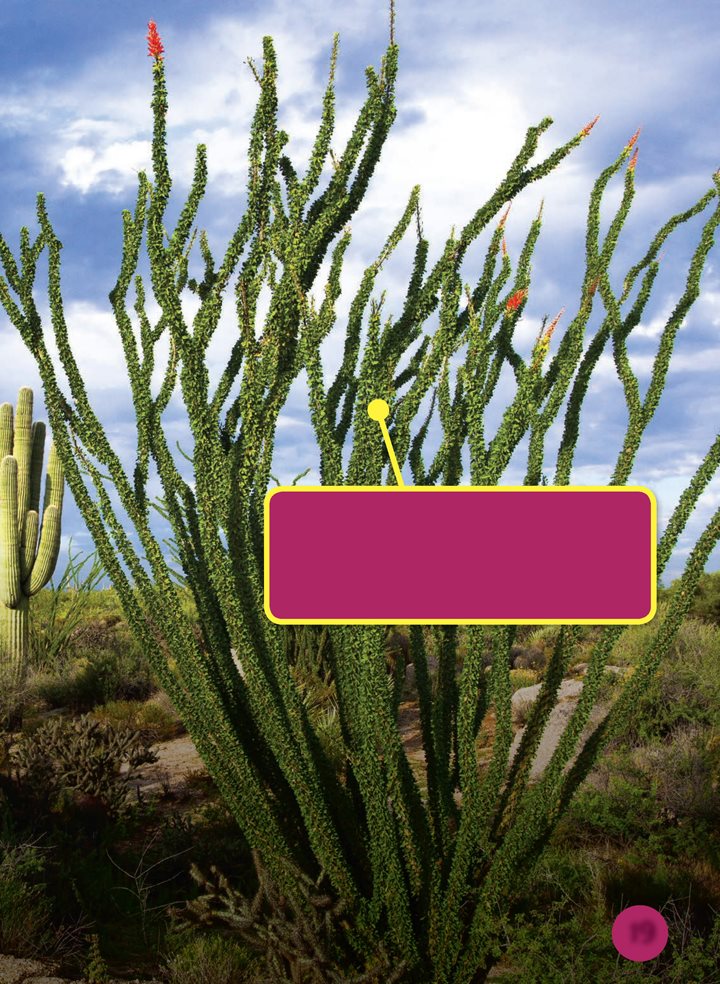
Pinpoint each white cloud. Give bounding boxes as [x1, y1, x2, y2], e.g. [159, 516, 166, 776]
[58, 141, 152, 194]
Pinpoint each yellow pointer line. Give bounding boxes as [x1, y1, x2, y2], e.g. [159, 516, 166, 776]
[367, 399, 406, 488]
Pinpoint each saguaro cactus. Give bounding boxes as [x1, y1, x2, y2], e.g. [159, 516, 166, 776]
[0, 387, 64, 688]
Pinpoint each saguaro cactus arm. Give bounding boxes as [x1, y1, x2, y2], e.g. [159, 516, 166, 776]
[24, 439, 64, 592]
[0, 456, 21, 608]
[0, 388, 64, 692]
[26, 504, 61, 595]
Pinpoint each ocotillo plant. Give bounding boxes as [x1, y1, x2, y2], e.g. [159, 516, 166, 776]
[0, 387, 64, 691]
[1, 10, 719, 980]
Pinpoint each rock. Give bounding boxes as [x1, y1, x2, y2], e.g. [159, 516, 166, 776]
[569, 662, 625, 677]
[0, 957, 48, 984]
[509, 678, 608, 777]
[0, 955, 161, 984]
[403, 662, 416, 698]
[25, 977, 81, 984]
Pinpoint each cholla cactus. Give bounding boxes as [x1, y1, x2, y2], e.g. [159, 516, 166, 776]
[10, 714, 157, 818]
[0, 387, 64, 688]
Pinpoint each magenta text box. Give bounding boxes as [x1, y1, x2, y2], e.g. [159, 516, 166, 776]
[264, 487, 656, 624]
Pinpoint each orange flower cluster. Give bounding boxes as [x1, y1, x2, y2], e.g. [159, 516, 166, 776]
[532, 308, 565, 370]
[580, 115, 600, 138]
[498, 203, 512, 230]
[506, 288, 526, 313]
[625, 127, 641, 153]
[147, 21, 164, 60]
[628, 147, 639, 172]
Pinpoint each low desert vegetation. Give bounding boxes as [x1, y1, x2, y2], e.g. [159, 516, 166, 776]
[0, 570, 718, 979]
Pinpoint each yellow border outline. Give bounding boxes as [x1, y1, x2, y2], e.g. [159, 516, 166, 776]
[263, 485, 657, 627]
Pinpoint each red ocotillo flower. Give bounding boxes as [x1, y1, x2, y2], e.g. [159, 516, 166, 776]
[542, 307, 565, 344]
[580, 114, 600, 138]
[506, 288, 526, 313]
[625, 127, 641, 153]
[498, 203, 512, 230]
[532, 307, 565, 370]
[147, 21, 164, 60]
[628, 147, 639, 172]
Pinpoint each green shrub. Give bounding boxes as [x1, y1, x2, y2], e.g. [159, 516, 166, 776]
[603, 602, 671, 667]
[523, 625, 561, 648]
[84, 932, 111, 983]
[29, 660, 103, 710]
[501, 849, 720, 983]
[662, 569, 720, 625]
[563, 756, 661, 845]
[634, 725, 720, 823]
[0, 841, 54, 955]
[564, 731, 720, 867]
[29, 638, 156, 712]
[163, 928, 257, 984]
[29, 544, 107, 675]
[90, 698, 185, 742]
[503, 896, 720, 983]
[509, 668, 539, 692]
[622, 616, 720, 742]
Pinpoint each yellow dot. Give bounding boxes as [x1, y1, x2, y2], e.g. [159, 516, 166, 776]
[367, 399, 389, 421]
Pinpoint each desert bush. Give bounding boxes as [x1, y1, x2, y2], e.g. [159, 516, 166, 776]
[503, 890, 720, 983]
[0, 675, 33, 734]
[29, 544, 107, 675]
[28, 659, 102, 710]
[162, 928, 258, 984]
[673, 613, 720, 669]
[84, 932, 111, 983]
[662, 569, 720, 626]
[621, 615, 720, 743]
[509, 668, 539, 692]
[29, 638, 156, 711]
[601, 602, 671, 667]
[635, 724, 720, 823]
[510, 646, 547, 672]
[0, 839, 54, 955]
[564, 754, 661, 846]
[91, 698, 185, 742]
[564, 730, 720, 883]
[498, 845, 720, 982]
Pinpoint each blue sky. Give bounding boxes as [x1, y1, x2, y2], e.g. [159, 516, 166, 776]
[0, 0, 718, 593]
